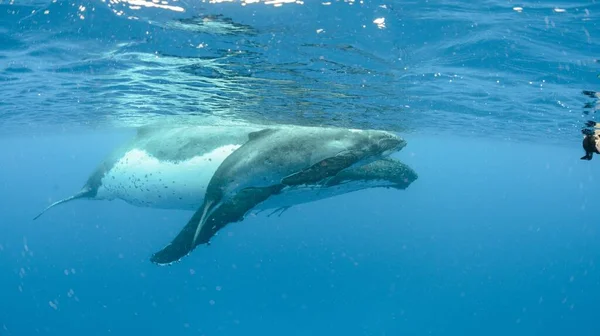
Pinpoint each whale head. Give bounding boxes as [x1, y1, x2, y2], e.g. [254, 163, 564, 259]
[368, 130, 406, 156]
[343, 129, 406, 164]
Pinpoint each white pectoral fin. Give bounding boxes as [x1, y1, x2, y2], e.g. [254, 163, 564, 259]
[193, 199, 214, 245]
[149, 186, 283, 266]
[149, 199, 218, 266]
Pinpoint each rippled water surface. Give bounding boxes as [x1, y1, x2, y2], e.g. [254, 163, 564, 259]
[1, 0, 599, 142]
[4, 2, 600, 335]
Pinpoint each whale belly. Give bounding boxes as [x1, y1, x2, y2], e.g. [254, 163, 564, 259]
[96, 145, 241, 210]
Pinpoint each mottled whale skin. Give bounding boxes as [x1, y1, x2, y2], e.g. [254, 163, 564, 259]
[33, 124, 264, 219]
[150, 156, 417, 265]
[34, 124, 410, 218]
[151, 125, 407, 265]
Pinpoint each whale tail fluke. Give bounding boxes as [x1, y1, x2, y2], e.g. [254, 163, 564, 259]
[33, 188, 94, 220]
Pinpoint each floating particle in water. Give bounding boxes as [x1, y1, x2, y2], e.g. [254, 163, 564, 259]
[373, 17, 385, 29]
[49, 301, 58, 310]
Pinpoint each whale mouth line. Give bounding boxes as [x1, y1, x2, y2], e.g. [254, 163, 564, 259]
[377, 137, 405, 153]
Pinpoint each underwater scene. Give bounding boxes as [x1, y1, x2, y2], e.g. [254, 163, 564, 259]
[1, 0, 600, 335]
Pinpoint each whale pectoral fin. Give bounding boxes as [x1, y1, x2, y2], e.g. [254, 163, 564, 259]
[193, 200, 214, 245]
[149, 206, 206, 266]
[282, 151, 359, 186]
[149, 185, 284, 266]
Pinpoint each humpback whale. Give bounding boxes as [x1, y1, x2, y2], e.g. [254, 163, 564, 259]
[151, 125, 407, 265]
[34, 124, 264, 219]
[33, 123, 417, 265]
[149, 156, 417, 265]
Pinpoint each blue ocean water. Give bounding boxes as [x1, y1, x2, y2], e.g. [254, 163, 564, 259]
[1, 0, 600, 335]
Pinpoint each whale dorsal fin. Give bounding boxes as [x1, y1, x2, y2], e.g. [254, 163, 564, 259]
[248, 128, 276, 141]
[135, 125, 160, 139]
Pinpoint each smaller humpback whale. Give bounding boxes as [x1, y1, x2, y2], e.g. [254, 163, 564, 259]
[151, 125, 406, 265]
[149, 156, 417, 265]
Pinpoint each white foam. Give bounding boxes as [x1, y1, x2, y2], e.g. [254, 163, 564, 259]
[96, 144, 241, 210]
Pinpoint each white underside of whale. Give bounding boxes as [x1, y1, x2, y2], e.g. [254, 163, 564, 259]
[95, 145, 240, 210]
[94, 146, 394, 214]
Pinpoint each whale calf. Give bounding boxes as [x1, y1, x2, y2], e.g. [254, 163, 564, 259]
[152, 125, 407, 265]
[34, 123, 417, 265]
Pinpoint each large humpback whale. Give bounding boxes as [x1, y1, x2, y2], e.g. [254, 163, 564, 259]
[34, 124, 264, 218]
[34, 123, 418, 265]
